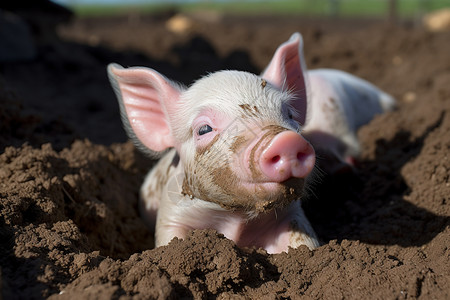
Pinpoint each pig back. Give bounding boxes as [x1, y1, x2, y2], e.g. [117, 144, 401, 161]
[307, 68, 395, 131]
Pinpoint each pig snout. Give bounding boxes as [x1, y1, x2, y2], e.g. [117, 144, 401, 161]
[260, 131, 315, 182]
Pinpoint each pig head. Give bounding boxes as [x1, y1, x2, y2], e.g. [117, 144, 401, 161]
[107, 32, 394, 253]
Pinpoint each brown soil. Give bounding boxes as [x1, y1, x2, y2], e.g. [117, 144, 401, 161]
[1, 11, 449, 299]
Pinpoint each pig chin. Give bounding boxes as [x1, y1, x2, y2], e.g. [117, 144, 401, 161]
[240, 179, 306, 215]
[191, 167, 306, 216]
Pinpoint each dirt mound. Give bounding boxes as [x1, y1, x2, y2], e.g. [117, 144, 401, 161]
[0, 12, 449, 299]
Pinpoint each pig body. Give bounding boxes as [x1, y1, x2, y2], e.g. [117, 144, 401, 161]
[304, 69, 395, 172]
[108, 33, 394, 253]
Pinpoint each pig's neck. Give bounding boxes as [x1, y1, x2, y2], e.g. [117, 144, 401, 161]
[167, 191, 302, 254]
[216, 205, 300, 253]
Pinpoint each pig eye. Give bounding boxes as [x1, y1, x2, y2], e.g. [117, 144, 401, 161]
[198, 124, 213, 135]
[288, 111, 293, 119]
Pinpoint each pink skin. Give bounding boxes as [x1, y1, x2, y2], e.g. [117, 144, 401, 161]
[260, 131, 315, 182]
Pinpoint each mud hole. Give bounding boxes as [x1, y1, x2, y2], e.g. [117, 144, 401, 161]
[1, 10, 449, 299]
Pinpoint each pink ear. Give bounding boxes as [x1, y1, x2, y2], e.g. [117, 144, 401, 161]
[108, 64, 181, 153]
[262, 33, 308, 125]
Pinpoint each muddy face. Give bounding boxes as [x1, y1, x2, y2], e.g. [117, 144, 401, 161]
[181, 123, 308, 214]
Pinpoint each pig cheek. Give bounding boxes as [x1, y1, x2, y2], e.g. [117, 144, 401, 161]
[228, 135, 255, 180]
[180, 135, 234, 201]
[180, 139, 247, 208]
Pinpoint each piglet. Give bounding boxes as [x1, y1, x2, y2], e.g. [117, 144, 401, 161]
[107, 33, 395, 254]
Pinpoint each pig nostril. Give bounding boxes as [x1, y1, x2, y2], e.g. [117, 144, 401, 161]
[259, 131, 315, 181]
[271, 155, 280, 163]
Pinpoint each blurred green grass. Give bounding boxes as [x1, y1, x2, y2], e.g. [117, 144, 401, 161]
[71, 0, 450, 18]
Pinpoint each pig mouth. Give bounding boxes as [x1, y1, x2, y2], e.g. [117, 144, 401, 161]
[196, 166, 306, 214]
[231, 178, 305, 213]
[239, 178, 303, 196]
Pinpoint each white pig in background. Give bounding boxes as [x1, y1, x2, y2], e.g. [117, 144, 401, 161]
[107, 32, 395, 254]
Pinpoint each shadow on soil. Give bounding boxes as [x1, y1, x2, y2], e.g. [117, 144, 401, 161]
[304, 112, 449, 247]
